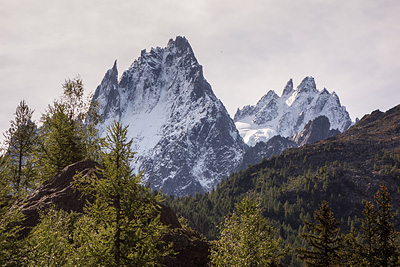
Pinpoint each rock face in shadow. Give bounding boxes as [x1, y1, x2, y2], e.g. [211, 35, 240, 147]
[291, 115, 340, 146]
[236, 135, 297, 171]
[20, 160, 209, 266]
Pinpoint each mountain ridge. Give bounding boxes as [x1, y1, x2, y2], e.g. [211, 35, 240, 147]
[234, 77, 352, 146]
[93, 36, 247, 196]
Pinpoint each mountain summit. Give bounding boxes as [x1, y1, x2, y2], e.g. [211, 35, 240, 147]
[234, 77, 352, 146]
[92, 36, 247, 196]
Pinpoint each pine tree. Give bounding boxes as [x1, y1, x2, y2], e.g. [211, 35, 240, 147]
[341, 226, 363, 266]
[373, 183, 399, 266]
[61, 77, 102, 161]
[210, 196, 288, 266]
[73, 121, 173, 266]
[358, 201, 379, 266]
[343, 184, 400, 267]
[3, 100, 38, 194]
[39, 101, 84, 176]
[297, 200, 342, 267]
[37, 77, 101, 179]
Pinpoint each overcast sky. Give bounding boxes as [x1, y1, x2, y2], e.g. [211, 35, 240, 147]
[1, 0, 400, 140]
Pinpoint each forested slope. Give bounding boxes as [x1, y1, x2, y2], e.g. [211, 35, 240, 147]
[166, 105, 400, 261]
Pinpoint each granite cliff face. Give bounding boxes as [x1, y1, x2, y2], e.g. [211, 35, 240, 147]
[93, 36, 247, 196]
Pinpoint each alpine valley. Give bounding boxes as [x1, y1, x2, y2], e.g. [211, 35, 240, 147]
[93, 36, 353, 196]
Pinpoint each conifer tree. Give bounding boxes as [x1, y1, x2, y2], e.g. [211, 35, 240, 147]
[73, 121, 172, 266]
[61, 77, 102, 161]
[25, 208, 79, 266]
[3, 100, 38, 194]
[341, 226, 363, 266]
[0, 154, 25, 266]
[343, 184, 400, 267]
[37, 77, 101, 179]
[373, 183, 399, 266]
[358, 201, 379, 266]
[210, 196, 287, 266]
[39, 102, 84, 176]
[297, 200, 342, 267]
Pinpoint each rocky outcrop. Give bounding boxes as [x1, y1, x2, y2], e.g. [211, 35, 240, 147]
[162, 230, 210, 267]
[19, 160, 209, 266]
[21, 160, 99, 233]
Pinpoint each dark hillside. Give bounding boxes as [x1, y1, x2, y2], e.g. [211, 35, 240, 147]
[166, 104, 400, 248]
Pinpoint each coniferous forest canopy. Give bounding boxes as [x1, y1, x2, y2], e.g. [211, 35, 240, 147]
[1, 77, 400, 266]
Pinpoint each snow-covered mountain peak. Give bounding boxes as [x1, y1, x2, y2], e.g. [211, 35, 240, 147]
[167, 36, 192, 51]
[296, 76, 317, 94]
[234, 77, 352, 146]
[256, 90, 279, 106]
[93, 36, 246, 196]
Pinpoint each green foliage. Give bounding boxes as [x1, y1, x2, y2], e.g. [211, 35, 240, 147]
[3, 100, 38, 194]
[0, 204, 25, 266]
[343, 184, 400, 266]
[297, 201, 342, 267]
[39, 101, 85, 176]
[25, 208, 79, 267]
[73, 121, 173, 266]
[373, 184, 399, 266]
[210, 196, 288, 266]
[36, 77, 101, 180]
[1, 75, 399, 266]
[359, 201, 379, 266]
[0, 155, 25, 266]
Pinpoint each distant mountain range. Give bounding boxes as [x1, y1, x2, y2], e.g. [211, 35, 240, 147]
[92, 36, 353, 196]
[234, 77, 352, 146]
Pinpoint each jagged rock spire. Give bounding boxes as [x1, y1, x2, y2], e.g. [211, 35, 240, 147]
[296, 76, 317, 93]
[282, 78, 294, 96]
